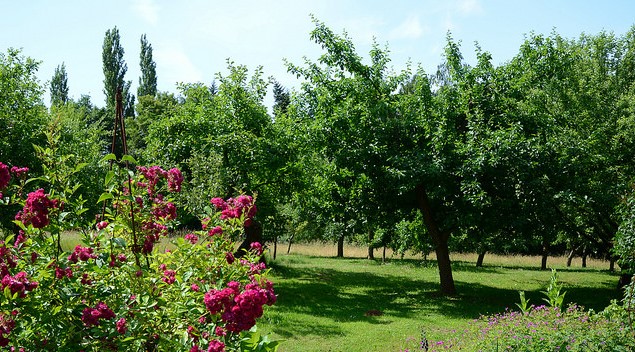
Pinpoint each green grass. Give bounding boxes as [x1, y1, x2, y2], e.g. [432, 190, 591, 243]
[258, 246, 622, 352]
[54, 235, 621, 351]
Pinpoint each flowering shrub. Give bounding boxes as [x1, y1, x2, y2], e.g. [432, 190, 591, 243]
[210, 195, 258, 227]
[401, 271, 634, 352]
[0, 155, 278, 351]
[420, 303, 634, 351]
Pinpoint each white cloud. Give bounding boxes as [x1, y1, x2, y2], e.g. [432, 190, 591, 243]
[338, 17, 384, 44]
[457, 0, 483, 16]
[133, 0, 160, 25]
[443, 15, 457, 32]
[154, 44, 203, 86]
[390, 15, 427, 40]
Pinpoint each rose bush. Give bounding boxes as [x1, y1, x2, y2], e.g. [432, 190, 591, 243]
[0, 156, 278, 351]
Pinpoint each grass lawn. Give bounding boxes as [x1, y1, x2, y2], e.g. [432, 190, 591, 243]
[259, 244, 622, 352]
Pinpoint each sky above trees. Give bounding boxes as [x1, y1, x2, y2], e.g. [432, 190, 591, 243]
[3, 0, 635, 107]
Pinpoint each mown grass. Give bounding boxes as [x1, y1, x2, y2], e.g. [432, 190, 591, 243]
[259, 244, 622, 352]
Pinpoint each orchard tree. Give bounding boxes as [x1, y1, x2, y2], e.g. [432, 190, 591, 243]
[138, 34, 157, 98]
[50, 62, 69, 106]
[128, 92, 178, 158]
[287, 17, 414, 258]
[144, 62, 298, 249]
[500, 31, 631, 268]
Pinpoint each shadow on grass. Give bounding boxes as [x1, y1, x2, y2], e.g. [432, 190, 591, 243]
[266, 258, 622, 339]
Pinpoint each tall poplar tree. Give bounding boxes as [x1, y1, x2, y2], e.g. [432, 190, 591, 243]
[138, 34, 157, 98]
[102, 26, 134, 116]
[50, 62, 69, 106]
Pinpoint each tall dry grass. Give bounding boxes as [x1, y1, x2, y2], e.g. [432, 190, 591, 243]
[273, 242, 613, 270]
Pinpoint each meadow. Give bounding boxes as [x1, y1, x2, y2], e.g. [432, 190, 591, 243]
[259, 243, 622, 352]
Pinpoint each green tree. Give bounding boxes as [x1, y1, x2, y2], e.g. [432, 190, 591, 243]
[50, 62, 69, 106]
[0, 48, 48, 230]
[0, 48, 47, 169]
[128, 92, 178, 159]
[49, 100, 108, 219]
[271, 78, 290, 118]
[102, 26, 134, 116]
[144, 63, 297, 239]
[138, 34, 157, 98]
[287, 18, 414, 259]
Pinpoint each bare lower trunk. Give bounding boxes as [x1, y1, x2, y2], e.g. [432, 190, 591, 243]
[541, 253, 548, 270]
[415, 184, 456, 295]
[337, 235, 344, 258]
[566, 249, 575, 267]
[235, 221, 263, 258]
[610, 258, 615, 272]
[368, 229, 375, 260]
[382, 246, 386, 263]
[582, 253, 587, 268]
[287, 234, 294, 254]
[434, 238, 455, 295]
[273, 235, 277, 260]
[476, 251, 486, 267]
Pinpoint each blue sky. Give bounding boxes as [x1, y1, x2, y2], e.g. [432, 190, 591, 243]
[3, 0, 635, 108]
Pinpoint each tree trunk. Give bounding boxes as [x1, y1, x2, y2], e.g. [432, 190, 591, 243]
[582, 253, 587, 268]
[476, 251, 486, 267]
[235, 221, 263, 258]
[566, 249, 575, 267]
[382, 246, 386, 263]
[415, 184, 456, 295]
[367, 229, 375, 260]
[434, 237, 455, 295]
[610, 257, 615, 272]
[541, 239, 549, 270]
[273, 235, 278, 260]
[287, 234, 294, 254]
[337, 235, 344, 258]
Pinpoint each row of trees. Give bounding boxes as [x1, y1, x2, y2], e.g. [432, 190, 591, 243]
[2, 21, 635, 295]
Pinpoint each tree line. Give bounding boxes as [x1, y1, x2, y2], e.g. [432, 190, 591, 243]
[2, 20, 635, 295]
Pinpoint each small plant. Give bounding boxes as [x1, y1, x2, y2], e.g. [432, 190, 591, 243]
[542, 269, 566, 309]
[516, 291, 531, 314]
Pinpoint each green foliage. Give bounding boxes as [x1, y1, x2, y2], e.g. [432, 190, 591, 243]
[421, 270, 631, 351]
[50, 62, 69, 106]
[541, 269, 567, 309]
[144, 62, 298, 240]
[102, 26, 134, 116]
[137, 34, 157, 98]
[270, 79, 290, 118]
[240, 326, 281, 352]
[616, 185, 635, 272]
[0, 48, 48, 230]
[287, 16, 421, 258]
[516, 291, 531, 314]
[128, 92, 178, 159]
[426, 304, 634, 351]
[0, 48, 47, 171]
[0, 152, 277, 350]
[48, 102, 108, 222]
